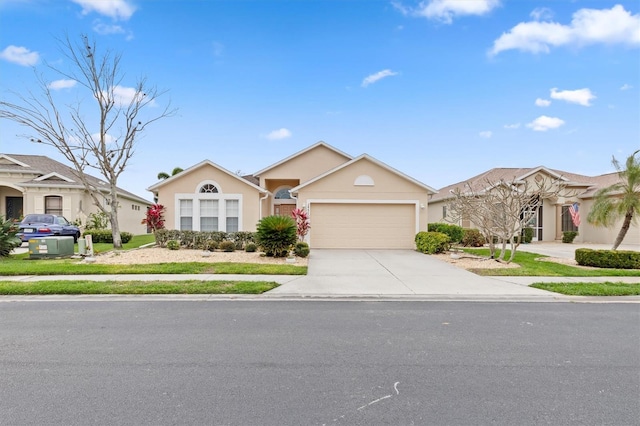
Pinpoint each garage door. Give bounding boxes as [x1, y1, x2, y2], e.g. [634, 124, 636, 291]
[310, 203, 416, 249]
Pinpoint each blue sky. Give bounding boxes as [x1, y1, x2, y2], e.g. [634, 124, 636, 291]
[1, 0, 638, 201]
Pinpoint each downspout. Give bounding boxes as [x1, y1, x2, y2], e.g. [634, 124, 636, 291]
[259, 191, 269, 218]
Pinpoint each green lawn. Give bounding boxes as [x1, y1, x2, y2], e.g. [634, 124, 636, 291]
[531, 281, 640, 296]
[0, 280, 279, 295]
[0, 256, 307, 276]
[461, 248, 640, 277]
[90, 234, 156, 253]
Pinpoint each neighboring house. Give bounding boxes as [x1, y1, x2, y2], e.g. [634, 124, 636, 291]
[148, 142, 437, 249]
[0, 154, 151, 234]
[429, 166, 640, 245]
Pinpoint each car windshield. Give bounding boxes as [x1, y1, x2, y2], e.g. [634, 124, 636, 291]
[23, 214, 54, 224]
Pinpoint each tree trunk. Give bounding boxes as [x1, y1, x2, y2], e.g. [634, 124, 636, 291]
[612, 208, 634, 250]
[109, 187, 122, 249]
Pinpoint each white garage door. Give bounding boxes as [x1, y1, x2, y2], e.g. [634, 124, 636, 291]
[310, 203, 416, 249]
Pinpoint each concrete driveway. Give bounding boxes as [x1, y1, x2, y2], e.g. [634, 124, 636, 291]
[268, 250, 551, 297]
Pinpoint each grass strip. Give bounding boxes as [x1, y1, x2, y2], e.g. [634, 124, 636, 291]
[530, 281, 640, 296]
[461, 249, 640, 277]
[0, 256, 307, 276]
[0, 280, 279, 295]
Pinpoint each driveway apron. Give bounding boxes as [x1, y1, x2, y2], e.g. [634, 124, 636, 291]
[268, 250, 549, 296]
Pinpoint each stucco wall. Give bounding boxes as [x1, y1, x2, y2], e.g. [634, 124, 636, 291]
[295, 158, 430, 232]
[156, 163, 263, 232]
[258, 145, 350, 187]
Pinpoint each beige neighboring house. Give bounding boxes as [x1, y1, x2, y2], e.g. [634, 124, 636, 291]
[148, 141, 437, 249]
[0, 154, 151, 234]
[429, 166, 640, 245]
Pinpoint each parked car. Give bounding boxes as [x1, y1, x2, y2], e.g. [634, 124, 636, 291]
[16, 214, 81, 243]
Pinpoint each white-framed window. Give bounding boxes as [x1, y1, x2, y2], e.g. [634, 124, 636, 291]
[179, 199, 193, 230]
[226, 200, 239, 232]
[45, 195, 63, 215]
[175, 192, 242, 232]
[200, 199, 219, 231]
[200, 183, 219, 193]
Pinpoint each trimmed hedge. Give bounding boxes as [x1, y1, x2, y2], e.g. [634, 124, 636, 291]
[415, 231, 450, 254]
[154, 230, 256, 250]
[83, 229, 132, 244]
[562, 231, 578, 243]
[575, 248, 640, 269]
[522, 227, 534, 244]
[427, 223, 463, 244]
[461, 228, 485, 247]
[294, 242, 310, 258]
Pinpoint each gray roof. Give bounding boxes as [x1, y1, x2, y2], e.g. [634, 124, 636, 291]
[0, 153, 151, 204]
[430, 166, 618, 202]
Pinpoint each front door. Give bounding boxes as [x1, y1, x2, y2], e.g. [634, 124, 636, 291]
[6, 196, 23, 221]
[274, 204, 296, 217]
[525, 204, 543, 241]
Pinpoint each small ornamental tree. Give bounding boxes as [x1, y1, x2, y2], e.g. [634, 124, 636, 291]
[291, 208, 310, 242]
[142, 204, 166, 235]
[256, 215, 297, 257]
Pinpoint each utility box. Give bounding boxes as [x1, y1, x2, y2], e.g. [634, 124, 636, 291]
[28, 237, 75, 259]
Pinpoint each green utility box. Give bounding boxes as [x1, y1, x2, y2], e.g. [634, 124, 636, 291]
[28, 237, 75, 259]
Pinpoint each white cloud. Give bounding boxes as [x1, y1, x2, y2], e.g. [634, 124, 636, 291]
[490, 5, 640, 55]
[527, 115, 565, 132]
[535, 98, 551, 107]
[620, 84, 633, 91]
[530, 7, 553, 21]
[479, 131, 493, 139]
[48, 79, 77, 90]
[0, 45, 39, 66]
[93, 20, 125, 35]
[103, 85, 153, 107]
[400, 0, 500, 24]
[91, 133, 116, 145]
[504, 123, 521, 129]
[361, 69, 398, 87]
[265, 128, 292, 140]
[550, 87, 596, 106]
[71, 0, 136, 20]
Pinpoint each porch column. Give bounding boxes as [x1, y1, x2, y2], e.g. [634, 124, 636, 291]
[555, 204, 563, 241]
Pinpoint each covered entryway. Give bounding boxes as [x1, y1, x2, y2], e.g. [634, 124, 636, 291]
[310, 203, 416, 249]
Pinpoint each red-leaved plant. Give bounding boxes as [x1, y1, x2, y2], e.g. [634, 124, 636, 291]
[291, 207, 310, 242]
[141, 204, 166, 234]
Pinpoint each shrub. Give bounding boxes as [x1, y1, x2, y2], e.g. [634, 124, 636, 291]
[166, 240, 180, 250]
[141, 204, 165, 234]
[85, 212, 109, 230]
[83, 230, 132, 244]
[0, 215, 21, 257]
[428, 223, 463, 244]
[461, 228, 485, 247]
[219, 241, 236, 252]
[522, 227, 534, 244]
[291, 208, 310, 242]
[205, 239, 218, 251]
[228, 231, 255, 250]
[294, 241, 310, 258]
[256, 215, 297, 257]
[575, 248, 640, 269]
[245, 243, 257, 253]
[415, 231, 450, 254]
[562, 231, 578, 243]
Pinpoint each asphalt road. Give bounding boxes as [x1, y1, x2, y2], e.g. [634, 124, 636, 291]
[1, 301, 638, 426]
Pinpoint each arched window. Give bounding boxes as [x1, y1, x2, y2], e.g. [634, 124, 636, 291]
[199, 183, 219, 193]
[275, 188, 292, 199]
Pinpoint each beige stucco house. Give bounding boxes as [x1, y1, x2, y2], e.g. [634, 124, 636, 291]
[429, 166, 640, 246]
[0, 154, 151, 234]
[148, 142, 437, 249]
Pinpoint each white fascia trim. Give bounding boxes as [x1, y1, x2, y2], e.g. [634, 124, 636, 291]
[516, 166, 568, 182]
[33, 172, 75, 183]
[0, 154, 31, 168]
[174, 193, 244, 232]
[305, 199, 421, 234]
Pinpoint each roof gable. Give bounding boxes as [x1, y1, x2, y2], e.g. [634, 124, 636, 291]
[290, 154, 437, 194]
[147, 159, 267, 193]
[33, 172, 75, 183]
[253, 141, 352, 177]
[0, 154, 31, 168]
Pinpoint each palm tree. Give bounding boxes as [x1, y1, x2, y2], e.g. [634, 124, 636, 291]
[587, 150, 640, 250]
[157, 167, 183, 180]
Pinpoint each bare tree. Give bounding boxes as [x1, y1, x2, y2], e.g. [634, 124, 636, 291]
[447, 176, 573, 263]
[0, 34, 175, 248]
